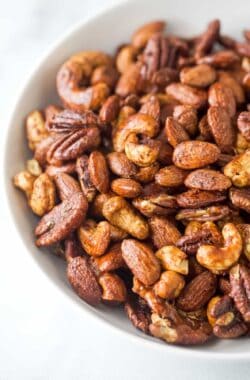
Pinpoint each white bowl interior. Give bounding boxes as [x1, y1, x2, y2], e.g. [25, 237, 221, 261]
[5, 0, 250, 358]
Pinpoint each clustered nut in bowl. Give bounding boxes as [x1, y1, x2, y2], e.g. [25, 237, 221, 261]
[13, 19, 250, 346]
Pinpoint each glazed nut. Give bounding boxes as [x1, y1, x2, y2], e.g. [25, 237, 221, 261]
[229, 188, 250, 213]
[180, 64, 216, 88]
[237, 112, 250, 142]
[176, 189, 226, 209]
[99, 273, 127, 304]
[235, 133, 250, 154]
[207, 106, 234, 153]
[173, 105, 198, 136]
[76, 155, 96, 202]
[107, 152, 138, 178]
[173, 141, 220, 170]
[149, 216, 181, 249]
[121, 239, 161, 286]
[224, 149, 250, 187]
[13, 170, 36, 198]
[184, 169, 231, 191]
[153, 270, 185, 300]
[176, 205, 230, 222]
[26, 159, 42, 176]
[67, 256, 101, 306]
[88, 151, 110, 193]
[176, 271, 216, 312]
[26, 110, 48, 151]
[124, 295, 151, 333]
[196, 223, 242, 273]
[131, 20, 166, 49]
[125, 139, 160, 167]
[116, 45, 137, 73]
[29, 173, 56, 216]
[91, 243, 125, 272]
[208, 82, 236, 118]
[78, 219, 110, 257]
[166, 83, 208, 109]
[155, 165, 189, 187]
[111, 178, 142, 198]
[155, 246, 188, 275]
[102, 196, 149, 240]
[230, 264, 250, 322]
[237, 224, 250, 261]
[54, 172, 81, 201]
[165, 117, 190, 148]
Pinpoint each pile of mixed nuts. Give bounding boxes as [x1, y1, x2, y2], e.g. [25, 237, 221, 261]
[14, 19, 250, 345]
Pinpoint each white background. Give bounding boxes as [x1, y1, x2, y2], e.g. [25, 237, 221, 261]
[1, 1, 250, 379]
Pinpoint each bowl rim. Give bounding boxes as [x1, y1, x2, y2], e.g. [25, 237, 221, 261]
[4, 0, 250, 360]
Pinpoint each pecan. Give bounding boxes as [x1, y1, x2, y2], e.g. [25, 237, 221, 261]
[67, 256, 101, 306]
[47, 127, 100, 162]
[184, 169, 231, 191]
[176, 205, 230, 222]
[76, 156, 96, 202]
[219, 278, 232, 295]
[197, 50, 240, 68]
[176, 189, 226, 208]
[47, 109, 98, 133]
[132, 193, 178, 217]
[237, 224, 250, 261]
[230, 264, 250, 322]
[121, 239, 161, 286]
[195, 19, 220, 58]
[125, 295, 151, 333]
[149, 216, 181, 249]
[176, 271, 216, 311]
[35, 192, 88, 246]
[230, 188, 250, 213]
[237, 112, 250, 141]
[132, 20, 166, 49]
[173, 141, 220, 170]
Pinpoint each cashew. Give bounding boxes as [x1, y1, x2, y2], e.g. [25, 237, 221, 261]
[155, 246, 188, 275]
[153, 271, 185, 300]
[196, 223, 242, 273]
[224, 149, 250, 187]
[56, 51, 112, 112]
[26, 110, 48, 151]
[29, 173, 56, 216]
[13, 170, 36, 198]
[125, 139, 160, 167]
[113, 113, 159, 152]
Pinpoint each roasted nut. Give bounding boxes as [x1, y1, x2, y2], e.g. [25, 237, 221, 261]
[35, 192, 88, 246]
[90, 192, 114, 219]
[237, 224, 250, 261]
[91, 65, 118, 89]
[224, 149, 250, 187]
[230, 188, 250, 213]
[155, 165, 188, 187]
[180, 64, 216, 88]
[176, 271, 216, 311]
[184, 169, 231, 191]
[26, 110, 48, 151]
[132, 193, 177, 217]
[121, 239, 161, 286]
[173, 141, 220, 169]
[134, 162, 160, 183]
[116, 45, 137, 74]
[54, 172, 81, 201]
[99, 273, 127, 304]
[165, 117, 190, 148]
[153, 271, 185, 300]
[88, 151, 110, 193]
[125, 139, 160, 167]
[99, 95, 120, 123]
[195, 19, 220, 58]
[140, 95, 160, 122]
[78, 219, 110, 257]
[156, 246, 188, 275]
[47, 109, 98, 133]
[26, 159, 42, 176]
[125, 295, 151, 333]
[149, 216, 181, 249]
[177, 189, 226, 208]
[208, 82, 236, 118]
[109, 224, 128, 241]
[218, 71, 245, 104]
[29, 173, 56, 216]
[198, 115, 213, 141]
[235, 133, 250, 154]
[107, 152, 138, 178]
[115, 63, 142, 98]
[176, 205, 231, 222]
[67, 256, 101, 306]
[103, 196, 149, 240]
[237, 112, 250, 141]
[207, 106, 234, 153]
[196, 223, 242, 273]
[76, 156, 96, 202]
[111, 178, 142, 198]
[230, 264, 250, 322]
[166, 83, 208, 109]
[13, 170, 36, 198]
[173, 105, 198, 136]
[91, 243, 125, 272]
[132, 20, 166, 49]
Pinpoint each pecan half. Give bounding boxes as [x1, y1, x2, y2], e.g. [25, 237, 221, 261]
[230, 264, 250, 322]
[47, 109, 98, 133]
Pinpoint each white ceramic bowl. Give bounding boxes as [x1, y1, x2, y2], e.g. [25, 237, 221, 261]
[4, 0, 250, 360]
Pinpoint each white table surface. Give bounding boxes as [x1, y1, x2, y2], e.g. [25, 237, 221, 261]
[1, 1, 250, 379]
